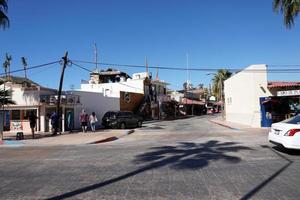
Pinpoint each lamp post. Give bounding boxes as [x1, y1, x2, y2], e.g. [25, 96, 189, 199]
[0, 77, 6, 141]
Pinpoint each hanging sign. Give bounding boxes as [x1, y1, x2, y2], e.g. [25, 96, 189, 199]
[277, 90, 300, 96]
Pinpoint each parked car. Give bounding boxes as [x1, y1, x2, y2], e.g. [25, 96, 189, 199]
[268, 115, 300, 149]
[102, 111, 143, 129]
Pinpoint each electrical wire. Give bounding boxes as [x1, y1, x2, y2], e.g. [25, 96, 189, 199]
[71, 60, 300, 73]
[71, 62, 93, 72]
[0, 61, 60, 76]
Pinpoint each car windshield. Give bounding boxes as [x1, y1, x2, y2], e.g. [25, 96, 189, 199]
[282, 115, 300, 124]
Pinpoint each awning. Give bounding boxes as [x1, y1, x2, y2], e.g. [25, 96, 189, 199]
[181, 98, 205, 105]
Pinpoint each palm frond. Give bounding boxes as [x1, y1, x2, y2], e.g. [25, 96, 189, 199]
[0, 89, 15, 105]
[273, 0, 300, 28]
[0, 0, 9, 29]
[0, 0, 8, 11]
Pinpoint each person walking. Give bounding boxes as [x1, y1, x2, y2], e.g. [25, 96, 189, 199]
[50, 111, 59, 135]
[66, 111, 73, 133]
[89, 112, 98, 132]
[79, 109, 88, 132]
[28, 111, 37, 139]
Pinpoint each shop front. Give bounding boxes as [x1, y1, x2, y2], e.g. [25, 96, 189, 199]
[260, 82, 300, 127]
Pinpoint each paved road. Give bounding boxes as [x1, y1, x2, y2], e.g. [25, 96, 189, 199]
[0, 115, 300, 200]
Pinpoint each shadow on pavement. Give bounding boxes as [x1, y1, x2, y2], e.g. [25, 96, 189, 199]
[47, 140, 252, 200]
[240, 145, 294, 200]
[271, 145, 300, 156]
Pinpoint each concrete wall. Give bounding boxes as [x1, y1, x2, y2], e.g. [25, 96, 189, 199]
[72, 91, 119, 128]
[224, 64, 272, 127]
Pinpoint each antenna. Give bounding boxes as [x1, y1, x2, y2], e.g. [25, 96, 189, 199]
[94, 43, 98, 69]
[186, 53, 189, 88]
[145, 56, 148, 76]
[21, 57, 28, 80]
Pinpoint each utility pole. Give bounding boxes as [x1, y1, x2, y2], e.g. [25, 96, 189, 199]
[55, 51, 69, 135]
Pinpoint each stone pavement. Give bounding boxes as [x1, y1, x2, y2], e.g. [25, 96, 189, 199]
[0, 129, 133, 146]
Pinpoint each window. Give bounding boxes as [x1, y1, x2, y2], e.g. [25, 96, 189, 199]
[11, 110, 21, 120]
[283, 115, 300, 124]
[23, 110, 37, 120]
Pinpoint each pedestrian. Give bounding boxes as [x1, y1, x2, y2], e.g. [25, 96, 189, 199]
[89, 112, 98, 132]
[28, 111, 37, 139]
[66, 111, 73, 133]
[79, 109, 88, 132]
[50, 111, 59, 135]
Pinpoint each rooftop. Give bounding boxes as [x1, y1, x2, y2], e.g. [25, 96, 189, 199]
[267, 81, 300, 88]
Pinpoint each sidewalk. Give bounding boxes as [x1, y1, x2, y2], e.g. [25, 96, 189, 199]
[209, 115, 269, 133]
[0, 129, 133, 146]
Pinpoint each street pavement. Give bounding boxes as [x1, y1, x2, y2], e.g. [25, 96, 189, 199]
[0, 115, 300, 200]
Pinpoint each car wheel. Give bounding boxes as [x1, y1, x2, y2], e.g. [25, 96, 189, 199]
[137, 121, 142, 128]
[120, 122, 126, 129]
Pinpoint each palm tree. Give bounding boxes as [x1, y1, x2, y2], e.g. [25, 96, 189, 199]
[2, 53, 11, 80]
[0, 0, 9, 29]
[212, 69, 232, 102]
[273, 0, 300, 28]
[0, 89, 15, 105]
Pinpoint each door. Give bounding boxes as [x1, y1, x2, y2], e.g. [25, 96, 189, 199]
[260, 97, 273, 127]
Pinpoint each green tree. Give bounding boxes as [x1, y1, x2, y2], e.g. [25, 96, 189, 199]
[212, 69, 232, 101]
[2, 53, 11, 80]
[0, 0, 9, 29]
[274, 0, 300, 28]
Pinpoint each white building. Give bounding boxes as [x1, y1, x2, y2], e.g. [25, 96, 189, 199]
[224, 64, 300, 128]
[79, 69, 169, 119]
[1, 76, 81, 133]
[224, 64, 272, 127]
[81, 70, 147, 97]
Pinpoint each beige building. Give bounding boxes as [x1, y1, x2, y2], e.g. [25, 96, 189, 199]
[224, 64, 272, 127]
[224, 64, 300, 127]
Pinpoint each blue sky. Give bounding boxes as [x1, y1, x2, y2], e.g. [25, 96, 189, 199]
[1, 0, 300, 90]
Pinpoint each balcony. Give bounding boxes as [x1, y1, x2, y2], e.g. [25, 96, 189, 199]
[40, 94, 80, 105]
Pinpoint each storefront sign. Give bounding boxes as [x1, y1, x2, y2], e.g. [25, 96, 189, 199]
[277, 90, 300, 96]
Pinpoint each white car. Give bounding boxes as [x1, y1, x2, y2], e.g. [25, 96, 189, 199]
[268, 115, 300, 149]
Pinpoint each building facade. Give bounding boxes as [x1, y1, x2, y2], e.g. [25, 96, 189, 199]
[224, 64, 300, 127]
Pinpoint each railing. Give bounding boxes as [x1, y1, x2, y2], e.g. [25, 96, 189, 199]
[40, 94, 80, 105]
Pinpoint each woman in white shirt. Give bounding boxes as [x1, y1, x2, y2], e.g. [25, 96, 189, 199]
[89, 112, 98, 132]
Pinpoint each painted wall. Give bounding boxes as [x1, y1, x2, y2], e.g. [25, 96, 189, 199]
[120, 91, 144, 112]
[72, 91, 119, 128]
[224, 64, 272, 127]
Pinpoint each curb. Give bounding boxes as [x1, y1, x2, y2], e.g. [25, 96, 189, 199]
[89, 129, 135, 144]
[209, 119, 240, 131]
[0, 140, 24, 146]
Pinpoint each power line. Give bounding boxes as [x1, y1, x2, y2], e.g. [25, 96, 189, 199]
[0, 61, 60, 76]
[72, 62, 93, 72]
[71, 60, 300, 73]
